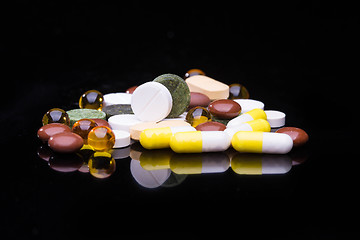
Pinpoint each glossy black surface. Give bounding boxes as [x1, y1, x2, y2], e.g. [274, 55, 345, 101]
[2, 2, 358, 238]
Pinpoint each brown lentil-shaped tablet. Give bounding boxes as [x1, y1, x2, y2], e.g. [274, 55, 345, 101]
[126, 86, 138, 94]
[208, 99, 241, 119]
[48, 132, 84, 153]
[195, 121, 227, 131]
[90, 118, 111, 128]
[37, 123, 71, 142]
[188, 92, 211, 110]
[275, 127, 309, 147]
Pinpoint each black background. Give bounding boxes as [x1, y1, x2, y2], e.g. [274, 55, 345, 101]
[2, 1, 358, 238]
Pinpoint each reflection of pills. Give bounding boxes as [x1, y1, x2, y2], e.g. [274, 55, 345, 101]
[265, 110, 286, 128]
[131, 82, 173, 122]
[130, 159, 171, 189]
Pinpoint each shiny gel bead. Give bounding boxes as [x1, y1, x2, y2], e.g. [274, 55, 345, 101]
[71, 119, 98, 143]
[87, 126, 115, 151]
[184, 69, 206, 79]
[79, 90, 104, 110]
[42, 108, 70, 126]
[229, 83, 250, 99]
[88, 151, 116, 179]
[185, 106, 212, 127]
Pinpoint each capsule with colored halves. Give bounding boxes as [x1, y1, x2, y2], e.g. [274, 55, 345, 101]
[170, 131, 231, 153]
[231, 131, 293, 154]
[140, 126, 196, 150]
[227, 108, 267, 128]
[224, 119, 271, 139]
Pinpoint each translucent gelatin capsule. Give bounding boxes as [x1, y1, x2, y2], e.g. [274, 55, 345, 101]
[87, 126, 115, 151]
[185, 106, 212, 127]
[42, 108, 70, 126]
[79, 90, 104, 110]
[72, 119, 98, 143]
[184, 69, 206, 79]
[228, 83, 250, 99]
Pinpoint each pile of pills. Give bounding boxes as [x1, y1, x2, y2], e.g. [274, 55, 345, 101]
[37, 69, 309, 177]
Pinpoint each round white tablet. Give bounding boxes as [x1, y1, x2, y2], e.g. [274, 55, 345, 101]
[103, 93, 132, 107]
[112, 130, 131, 148]
[233, 99, 265, 113]
[131, 82, 173, 122]
[265, 110, 286, 128]
[108, 114, 142, 132]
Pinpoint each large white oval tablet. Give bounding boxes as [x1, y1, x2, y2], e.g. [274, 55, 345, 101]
[131, 82, 173, 122]
[103, 93, 132, 107]
[265, 110, 286, 128]
[112, 130, 131, 148]
[233, 99, 264, 113]
[108, 114, 142, 132]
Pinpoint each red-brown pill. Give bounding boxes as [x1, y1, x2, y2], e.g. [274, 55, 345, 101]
[208, 99, 241, 119]
[48, 132, 84, 153]
[275, 127, 309, 147]
[126, 86, 138, 94]
[195, 121, 227, 131]
[188, 92, 211, 110]
[37, 123, 71, 142]
[91, 118, 111, 128]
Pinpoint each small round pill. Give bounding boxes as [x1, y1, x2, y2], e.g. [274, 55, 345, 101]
[275, 127, 309, 147]
[37, 123, 71, 142]
[71, 119, 98, 143]
[208, 99, 241, 119]
[48, 132, 84, 153]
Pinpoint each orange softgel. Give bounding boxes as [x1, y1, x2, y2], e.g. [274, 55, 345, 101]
[72, 119, 98, 143]
[87, 126, 115, 151]
[185, 106, 212, 127]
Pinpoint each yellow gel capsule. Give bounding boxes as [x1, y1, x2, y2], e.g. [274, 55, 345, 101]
[87, 126, 115, 151]
[139, 126, 196, 150]
[88, 151, 116, 179]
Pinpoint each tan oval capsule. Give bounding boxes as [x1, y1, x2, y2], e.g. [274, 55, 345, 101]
[275, 127, 309, 147]
[37, 123, 71, 142]
[48, 132, 84, 153]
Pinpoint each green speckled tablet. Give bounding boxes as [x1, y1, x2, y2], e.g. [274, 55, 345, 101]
[66, 109, 106, 127]
[153, 73, 190, 118]
[102, 104, 133, 119]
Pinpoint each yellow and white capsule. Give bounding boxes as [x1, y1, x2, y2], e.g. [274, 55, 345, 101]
[224, 119, 271, 139]
[231, 131, 293, 154]
[227, 108, 267, 128]
[170, 131, 231, 153]
[140, 126, 196, 150]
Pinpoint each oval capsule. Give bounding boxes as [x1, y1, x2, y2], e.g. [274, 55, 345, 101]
[140, 126, 196, 149]
[227, 108, 267, 128]
[169, 131, 231, 153]
[231, 131, 293, 154]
